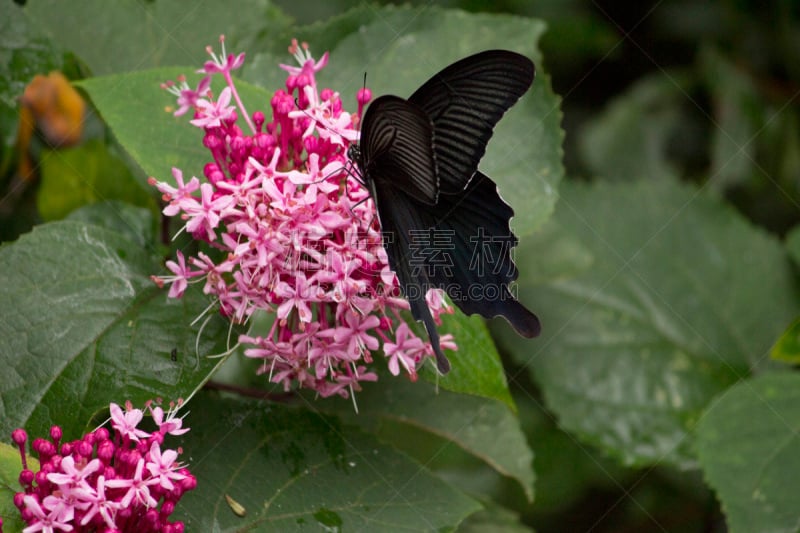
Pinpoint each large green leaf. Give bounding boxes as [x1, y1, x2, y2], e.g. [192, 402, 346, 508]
[25, 0, 290, 76]
[695, 373, 800, 533]
[65, 200, 156, 248]
[578, 72, 689, 182]
[247, 5, 564, 236]
[0, 220, 230, 439]
[500, 178, 799, 468]
[175, 393, 480, 531]
[324, 376, 534, 502]
[77, 69, 270, 182]
[418, 312, 514, 409]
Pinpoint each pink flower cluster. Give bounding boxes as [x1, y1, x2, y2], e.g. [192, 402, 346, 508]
[10, 400, 196, 533]
[151, 37, 455, 397]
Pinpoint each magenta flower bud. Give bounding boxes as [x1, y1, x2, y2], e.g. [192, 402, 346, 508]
[11, 428, 27, 446]
[31, 437, 47, 454]
[203, 162, 218, 179]
[143, 508, 160, 526]
[60, 442, 72, 456]
[20, 507, 34, 522]
[13, 492, 25, 509]
[180, 470, 197, 490]
[18, 469, 34, 486]
[94, 427, 110, 441]
[97, 440, 115, 462]
[49, 425, 62, 443]
[34, 470, 48, 487]
[253, 110, 265, 131]
[117, 505, 132, 521]
[160, 500, 176, 517]
[357, 87, 372, 104]
[83, 431, 96, 445]
[224, 110, 238, 127]
[76, 439, 93, 457]
[127, 450, 142, 467]
[304, 136, 318, 153]
[151, 432, 165, 446]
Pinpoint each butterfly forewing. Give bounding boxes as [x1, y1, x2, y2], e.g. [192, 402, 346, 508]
[360, 95, 438, 205]
[408, 50, 534, 193]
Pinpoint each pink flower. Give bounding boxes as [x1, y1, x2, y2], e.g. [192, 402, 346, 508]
[11, 402, 194, 532]
[190, 86, 236, 128]
[199, 35, 245, 75]
[144, 441, 186, 491]
[162, 74, 211, 116]
[335, 310, 381, 356]
[21, 495, 74, 533]
[384, 323, 426, 376]
[152, 168, 201, 216]
[109, 402, 150, 442]
[46, 455, 101, 487]
[275, 273, 315, 323]
[149, 402, 190, 436]
[159, 251, 199, 298]
[151, 40, 458, 396]
[183, 182, 234, 241]
[104, 456, 157, 510]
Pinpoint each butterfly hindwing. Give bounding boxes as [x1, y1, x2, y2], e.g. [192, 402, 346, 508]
[360, 95, 438, 205]
[408, 50, 535, 193]
[423, 171, 541, 337]
[370, 180, 451, 373]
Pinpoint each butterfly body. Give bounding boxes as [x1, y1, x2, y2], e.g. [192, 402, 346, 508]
[351, 50, 541, 373]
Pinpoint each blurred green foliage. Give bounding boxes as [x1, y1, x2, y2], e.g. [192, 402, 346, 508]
[2, 1, 799, 532]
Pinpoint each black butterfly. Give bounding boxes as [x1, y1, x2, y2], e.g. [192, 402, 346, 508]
[348, 50, 541, 373]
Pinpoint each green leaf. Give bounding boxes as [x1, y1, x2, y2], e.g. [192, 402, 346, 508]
[37, 139, 157, 220]
[249, 5, 564, 236]
[0, 221, 231, 438]
[0, 441, 33, 532]
[334, 376, 535, 502]
[513, 391, 629, 515]
[501, 179, 799, 468]
[457, 500, 530, 533]
[0, 0, 63, 109]
[578, 72, 689, 181]
[699, 46, 762, 191]
[25, 0, 290, 76]
[77, 69, 270, 181]
[513, 218, 594, 286]
[785, 224, 800, 267]
[421, 311, 515, 409]
[66, 200, 156, 248]
[695, 373, 800, 533]
[174, 393, 480, 531]
[770, 317, 800, 365]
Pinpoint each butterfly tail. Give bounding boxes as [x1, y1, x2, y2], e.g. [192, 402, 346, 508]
[499, 296, 541, 338]
[410, 295, 451, 374]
